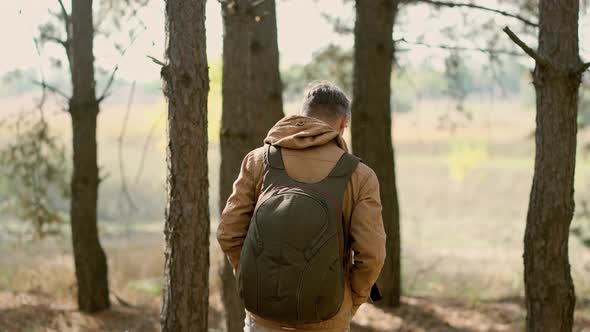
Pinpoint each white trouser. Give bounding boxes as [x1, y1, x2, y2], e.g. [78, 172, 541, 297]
[243, 314, 350, 332]
[244, 314, 283, 332]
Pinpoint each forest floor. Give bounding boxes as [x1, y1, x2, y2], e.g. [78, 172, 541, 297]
[0, 232, 589, 332]
[1, 289, 590, 331]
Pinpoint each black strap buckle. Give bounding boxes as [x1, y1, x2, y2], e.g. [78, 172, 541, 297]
[370, 284, 382, 302]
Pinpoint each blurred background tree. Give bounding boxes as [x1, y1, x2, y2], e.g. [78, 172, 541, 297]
[0, 111, 69, 240]
[218, 0, 284, 330]
[34, 0, 151, 313]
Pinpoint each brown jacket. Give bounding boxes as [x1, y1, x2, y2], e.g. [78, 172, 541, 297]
[217, 115, 386, 331]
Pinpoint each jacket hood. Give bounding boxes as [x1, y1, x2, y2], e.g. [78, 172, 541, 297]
[264, 115, 348, 151]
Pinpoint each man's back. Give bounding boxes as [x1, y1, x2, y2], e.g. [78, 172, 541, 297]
[217, 115, 386, 331]
[217, 81, 386, 332]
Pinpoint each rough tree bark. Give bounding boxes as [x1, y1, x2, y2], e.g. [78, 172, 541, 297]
[69, 0, 110, 313]
[352, 0, 401, 308]
[522, 0, 583, 330]
[219, 1, 284, 331]
[160, 0, 210, 330]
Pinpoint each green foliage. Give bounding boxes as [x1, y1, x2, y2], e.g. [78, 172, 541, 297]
[282, 44, 528, 117]
[37, 0, 150, 97]
[126, 277, 163, 296]
[94, 0, 150, 37]
[391, 65, 447, 113]
[393, 64, 447, 98]
[282, 45, 448, 112]
[444, 51, 472, 114]
[0, 69, 38, 97]
[446, 138, 489, 182]
[0, 112, 70, 239]
[282, 45, 353, 100]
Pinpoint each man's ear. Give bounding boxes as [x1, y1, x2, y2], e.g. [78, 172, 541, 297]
[339, 116, 348, 134]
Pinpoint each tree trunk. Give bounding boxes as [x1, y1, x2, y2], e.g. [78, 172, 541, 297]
[69, 0, 110, 313]
[352, 0, 401, 308]
[160, 0, 210, 330]
[524, 0, 582, 330]
[219, 1, 284, 331]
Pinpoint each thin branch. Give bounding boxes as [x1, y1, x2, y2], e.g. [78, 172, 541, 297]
[134, 113, 164, 186]
[91, 0, 149, 103]
[43, 36, 68, 48]
[250, 0, 266, 8]
[111, 290, 136, 308]
[412, 0, 538, 28]
[32, 80, 70, 100]
[34, 82, 49, 124]
[33, 39, 50, 117]
[97, 66, 118, 103]
[147, 55, 166, 67]
[118, 81, 137, 213]
[47, 9, 63, 22]
[56, 0, 72, 73]
[321, 13, 354, 35]
[33, 37, 69, 115]
[94, 9, 111, 33]
[396, 38, 525, 57]
[97, 29, 141, 103]
[126, 0, 150, 25]
[95, 0, 149, 32]
[56, 0, 70, 46]
[576, 62, 590, 76]
[56, 0, 69, 28]
[502, 26, 548, 66]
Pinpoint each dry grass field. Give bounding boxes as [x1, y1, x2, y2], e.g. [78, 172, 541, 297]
[1, 92, 590, 331]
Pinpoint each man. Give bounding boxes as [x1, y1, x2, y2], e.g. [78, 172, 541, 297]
[217, 81, 386, 332]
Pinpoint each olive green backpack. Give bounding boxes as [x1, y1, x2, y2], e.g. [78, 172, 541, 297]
[237, 144, 360, 324]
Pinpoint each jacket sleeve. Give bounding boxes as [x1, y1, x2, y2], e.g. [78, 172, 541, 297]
[349, 169, 387, 310]
[216, 150, 263, 269]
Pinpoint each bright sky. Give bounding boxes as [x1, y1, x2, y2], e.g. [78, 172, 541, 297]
[0, 0, 588, 83]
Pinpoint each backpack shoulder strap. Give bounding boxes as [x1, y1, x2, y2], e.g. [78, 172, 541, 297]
[264, 144, 285, 170]
[337, 155, 362, 269]
[327, 152, 361, 178]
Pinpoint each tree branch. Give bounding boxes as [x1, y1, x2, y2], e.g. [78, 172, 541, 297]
[48, 9, 63, 22]
[33, 38, 49, 114]
[250, 0, 266, 8]
[125, 0, 150, 27]
[576, 62, 590, 76]
[97, 66, 118, 103]
[147, 55, 166, 67]
[502, 27, 548, 66]
[118, 81, 137, 213]
[134, 113, 164, 186]
[411, 0, 538, 28]
[55, 0, 72, 72]
[56, 0, 70, 42]
[32, 80, 70, 100]
[396, 38, 525, 57]
[43, 36, 68, 49]
[97, 29, 141, 104]
[56, 0, 69, 27]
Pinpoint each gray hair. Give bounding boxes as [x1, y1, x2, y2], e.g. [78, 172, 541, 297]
[300, 81, 351, 119]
